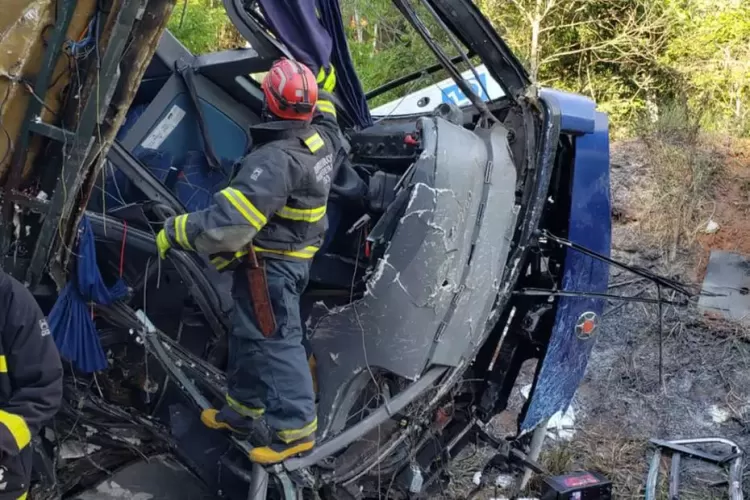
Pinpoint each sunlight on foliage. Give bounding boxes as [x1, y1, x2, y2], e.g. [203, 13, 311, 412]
[167, 0, 243, 55]
[165, 0, 750, 137]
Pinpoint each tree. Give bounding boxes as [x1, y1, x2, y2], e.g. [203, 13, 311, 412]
[167, 0, 244, 54]
[478, 0, 677, 129]
[339, 0, 459, 104]
[664, 1, 750, 133]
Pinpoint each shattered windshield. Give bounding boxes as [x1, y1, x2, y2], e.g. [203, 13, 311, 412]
[342, 0, 500, 115]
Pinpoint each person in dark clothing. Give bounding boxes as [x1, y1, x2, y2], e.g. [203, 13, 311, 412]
[0, 271, 63, 499]
[156, 58, 341, 464]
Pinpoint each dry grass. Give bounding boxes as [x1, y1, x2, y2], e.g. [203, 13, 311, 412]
[532, 429, 729, 500]
[635, 103, 725, 259]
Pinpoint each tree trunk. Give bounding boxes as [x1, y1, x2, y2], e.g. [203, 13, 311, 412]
[179, 0, 188, 28]
[354, 7, 363, 43]
[529, 0, 542, 82]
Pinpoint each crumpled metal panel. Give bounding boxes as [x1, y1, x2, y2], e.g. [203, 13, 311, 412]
[311, 117, 518, 437]
[429, 125, 517, 367]
[521, 109, 611, 431]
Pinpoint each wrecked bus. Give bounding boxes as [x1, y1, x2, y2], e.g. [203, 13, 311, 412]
[0, 0, 611, 498]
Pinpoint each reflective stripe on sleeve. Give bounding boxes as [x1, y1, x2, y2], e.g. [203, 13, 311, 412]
[173, 214, 193, 250]
[0, 410, 30, 452]
[316, 99, 337, 117]
[303, 133, 324, 153]
[220, 188, 268, 230]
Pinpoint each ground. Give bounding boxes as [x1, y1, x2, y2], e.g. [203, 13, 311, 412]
[445, 138, 750, 499]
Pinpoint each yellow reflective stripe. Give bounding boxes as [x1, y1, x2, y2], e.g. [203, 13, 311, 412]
[173, 215, 193, 250]
[278, 417, 317, 443]
[17, 492, 27, 500]
[179, 215, 192, 249]
[210, 256, 232, 270]
[316, 66, 336, 92]
[303, 133, 324, 153]
[276, 205, 326, 222]
[316, 100, 337, 117]
[0, 410, 30, 451]
[230, 245, 319, 261]
[220, 188, 267, 230]
[173, 217, 183, 248]
[254, 245, 319, 259]
[226, 395, 264, 418]
[0, 355, 7, 373]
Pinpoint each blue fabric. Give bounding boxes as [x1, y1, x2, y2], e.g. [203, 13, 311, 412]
[49, 216, 129, 373]
[136, 148, 233, 212]
[256, 0, 332, 74]
[255, 0, 372, 129]
[317, 0, 373, 128]
[102, 148, 233, 213]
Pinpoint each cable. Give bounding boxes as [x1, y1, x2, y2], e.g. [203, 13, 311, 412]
[540, 229, 696, 297]
[21, 80, 59, 117]
[119, 220, 128, 277]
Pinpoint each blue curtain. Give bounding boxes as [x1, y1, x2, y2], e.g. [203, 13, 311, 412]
[49, 216, 129, 372]
[255, 0, 373, 129]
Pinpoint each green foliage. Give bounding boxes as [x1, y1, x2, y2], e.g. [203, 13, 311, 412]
[664, 1, 750, 135]
[167, 0, 241, 55]
[164, 0, 750, 138]
[340, 0, 461, 105]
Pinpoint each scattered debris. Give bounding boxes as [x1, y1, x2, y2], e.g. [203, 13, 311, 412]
[709, 405, 731, 424]
[698, 250, 750, 322]
[76, 481, 154, 500]
[542, 471, 612, 499]
[521, 385, 575, 441]
[59, 441, 101, 460]
[646, 437, 743, 500]
[704, 220, 721, 234]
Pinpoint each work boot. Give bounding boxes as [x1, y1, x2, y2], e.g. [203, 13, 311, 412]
[249, 433, 315, 465]
[200, 405, 271, 444]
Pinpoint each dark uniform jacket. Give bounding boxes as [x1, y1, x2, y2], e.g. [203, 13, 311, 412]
[0, 272, 63, 458]
[162, 91, 342, 268]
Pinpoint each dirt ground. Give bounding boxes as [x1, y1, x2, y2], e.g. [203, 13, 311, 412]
[446, 139, 750, 499]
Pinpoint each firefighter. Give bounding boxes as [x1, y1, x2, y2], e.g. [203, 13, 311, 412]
[156, 58, 341, 464]
[0, 270, 63, 499]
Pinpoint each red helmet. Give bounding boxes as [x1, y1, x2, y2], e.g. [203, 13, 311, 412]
[261, 58, 318, 121]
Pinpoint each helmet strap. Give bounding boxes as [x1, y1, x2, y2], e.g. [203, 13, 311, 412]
[261, 98, 278, 122]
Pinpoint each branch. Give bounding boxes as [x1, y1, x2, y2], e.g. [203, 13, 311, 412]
[539, 18, 597, 33]
[542, 0, 561, 18]
[539, 5, 672, 67]
[508, 0, 536, 24]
